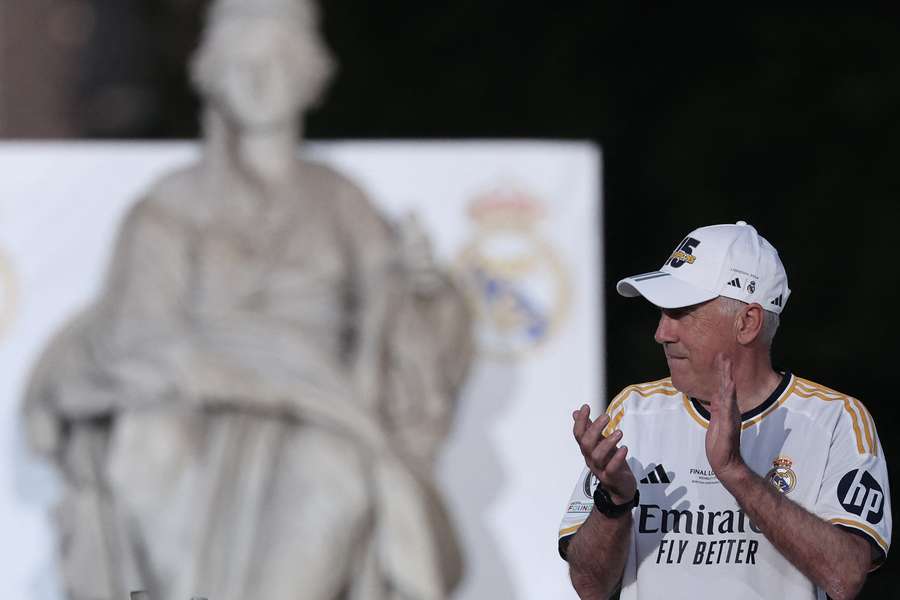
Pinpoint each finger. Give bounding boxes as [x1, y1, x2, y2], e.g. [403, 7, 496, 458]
[589, 428, 622, 469]
[720, 357, 740, 420]
[572, 405, 591, 439]
[603, 444, 630, 476]
[712, 355, 730, 401]
[720, 356, 732, 397]
[579, 413, 610, 455]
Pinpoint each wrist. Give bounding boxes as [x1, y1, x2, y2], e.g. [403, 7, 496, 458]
[593, 484, 639, 518]
[609, 490, 635, 505]
[717, 460, 753, 493]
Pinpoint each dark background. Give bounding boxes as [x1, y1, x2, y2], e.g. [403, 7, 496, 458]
[3, 2, 898, 596]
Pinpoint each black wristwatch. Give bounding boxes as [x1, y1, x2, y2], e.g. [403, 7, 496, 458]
[593, 484, 640, 517]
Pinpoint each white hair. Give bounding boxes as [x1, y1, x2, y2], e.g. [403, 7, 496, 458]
[718, 297, 780, 349]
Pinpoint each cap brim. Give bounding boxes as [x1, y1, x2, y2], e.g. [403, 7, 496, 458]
[616, 271, 718, 309]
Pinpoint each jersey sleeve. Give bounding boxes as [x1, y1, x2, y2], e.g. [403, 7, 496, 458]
[558, 465, 597, 560]
[812, 398, 891, 569]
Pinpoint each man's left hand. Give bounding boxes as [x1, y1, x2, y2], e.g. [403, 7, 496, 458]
[705, 354, 746, 484]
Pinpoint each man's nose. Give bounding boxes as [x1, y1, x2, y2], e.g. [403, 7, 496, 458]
[654, 313, 677, 344]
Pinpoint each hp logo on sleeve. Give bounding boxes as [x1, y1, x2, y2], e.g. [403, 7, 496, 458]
[837, 469, 885, 525]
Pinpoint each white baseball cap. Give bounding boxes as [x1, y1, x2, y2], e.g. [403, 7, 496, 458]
[616, 221, 791, 314]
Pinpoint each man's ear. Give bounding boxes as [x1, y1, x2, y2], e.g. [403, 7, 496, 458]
[736, 303, 765, 345]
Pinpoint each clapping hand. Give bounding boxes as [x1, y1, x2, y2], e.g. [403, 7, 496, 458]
[705, 354, 746, 483]
[573, 405, 637, 504]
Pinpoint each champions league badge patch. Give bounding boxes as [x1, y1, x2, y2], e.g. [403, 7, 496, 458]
[765, 456, 797, 494]
[456, 188, 571, 360]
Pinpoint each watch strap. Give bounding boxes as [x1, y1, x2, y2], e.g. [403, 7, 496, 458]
[593, 483, 640, 517]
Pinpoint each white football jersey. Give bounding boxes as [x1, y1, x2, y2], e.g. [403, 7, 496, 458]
[559, 373, 891, 600]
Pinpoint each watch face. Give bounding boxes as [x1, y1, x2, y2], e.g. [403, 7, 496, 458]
[592, 485, 614, 512]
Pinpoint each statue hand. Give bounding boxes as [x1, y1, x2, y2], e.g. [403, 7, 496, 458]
[25, 406, 62, 458]
[398, 211, 443, 291]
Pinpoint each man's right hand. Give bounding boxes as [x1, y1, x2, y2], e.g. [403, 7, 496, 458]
[573, 405, 637, 504]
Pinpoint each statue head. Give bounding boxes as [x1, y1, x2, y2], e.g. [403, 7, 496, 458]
[190, 0, 336, 130]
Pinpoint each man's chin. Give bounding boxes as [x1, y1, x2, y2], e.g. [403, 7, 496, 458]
[668, 373, 713, 403]
[668, 372, 693, 396]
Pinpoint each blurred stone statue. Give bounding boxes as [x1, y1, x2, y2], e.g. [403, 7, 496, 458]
[22, 1, 473, 599]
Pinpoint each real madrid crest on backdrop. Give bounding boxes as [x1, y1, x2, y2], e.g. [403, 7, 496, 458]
[456, 188, 572, 360]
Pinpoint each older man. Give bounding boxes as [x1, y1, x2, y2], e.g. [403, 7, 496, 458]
[558, 221, 891, 600]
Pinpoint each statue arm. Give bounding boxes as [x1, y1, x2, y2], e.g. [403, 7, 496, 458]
[337, 182, 396, 411]
[379, 273, 474, 464]
[337, 179, 474, 462]
[38, 201, 195, 416]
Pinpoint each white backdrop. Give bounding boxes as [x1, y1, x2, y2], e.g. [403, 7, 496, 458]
[0, 141, 603, 600]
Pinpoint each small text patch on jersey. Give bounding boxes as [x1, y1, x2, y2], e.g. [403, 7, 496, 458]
[838, 469, 885, 524]
[567, 501, 592, 514]
[690, 467, 719, 485]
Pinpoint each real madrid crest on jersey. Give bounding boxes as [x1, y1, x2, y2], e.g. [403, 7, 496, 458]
[456, 189, 571, 359]
[765, 456, 797, 494]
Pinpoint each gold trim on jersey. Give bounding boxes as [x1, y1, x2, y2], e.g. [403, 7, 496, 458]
[681, 375, 796, 431]
[559, 523, 584, 538]
[605, 377, 674, 415]
[682, 394, 708, 429]
[679, 375, 879, 454]
[851, 397, 876, 457]
[606, 410, 626, 436]
[828, 518, 889, 555]
[602, 378, 679, 436]
[741, 376, 796, 429]
[793, 378, 877, 456]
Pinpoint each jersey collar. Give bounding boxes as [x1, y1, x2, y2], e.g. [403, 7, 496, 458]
[683, 371, 794, 430]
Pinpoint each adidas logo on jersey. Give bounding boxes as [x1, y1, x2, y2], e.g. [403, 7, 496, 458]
[726, 277, 741, 288]
[640, 464, 671, 484]
[771, 294, 783, 307]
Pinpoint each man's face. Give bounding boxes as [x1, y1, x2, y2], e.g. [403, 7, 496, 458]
[654, 297, 736, 401]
